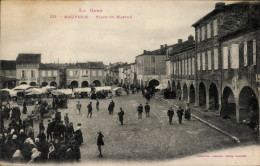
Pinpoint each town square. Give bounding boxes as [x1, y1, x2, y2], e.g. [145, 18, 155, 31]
[0, 0, 260, 165]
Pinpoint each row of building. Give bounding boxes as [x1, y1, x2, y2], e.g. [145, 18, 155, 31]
[0, 2, 259, 128]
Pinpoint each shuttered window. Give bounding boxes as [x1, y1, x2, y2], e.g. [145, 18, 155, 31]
[208, 50, 212, 70]
[231, 44, 239, 69]
[223, 47, 228, 69]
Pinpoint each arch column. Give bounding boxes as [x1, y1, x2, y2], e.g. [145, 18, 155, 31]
[234, 94, 239, 123]
[206, 89, 209, 110]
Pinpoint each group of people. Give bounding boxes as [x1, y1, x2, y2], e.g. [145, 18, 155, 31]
[137, 103, 150, 119]
[167, 104, 191, 125]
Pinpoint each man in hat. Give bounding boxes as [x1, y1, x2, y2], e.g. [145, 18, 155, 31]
[76, 101, 82, 114]
[64, 113, 69, 127]
[144, 103, 150, 118]
[87, 102, 93, 118]
[118, 108, 124, 125]
[74, 124, 83, 146]
[167, 107, 174, 124]
[97, 131, 104, 158]
[177, 106, 184, 124]
[137, 104, 143, 119]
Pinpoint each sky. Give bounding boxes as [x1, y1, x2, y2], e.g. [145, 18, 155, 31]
[1, 0, 224, 65]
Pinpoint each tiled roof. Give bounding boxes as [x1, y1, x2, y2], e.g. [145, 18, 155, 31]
[66, 62, 105, 69]
[168, 40, 195, 56]
[39, 63, 60, 70]
[16, 53, 41, 64]
[0, 60, 16, 70]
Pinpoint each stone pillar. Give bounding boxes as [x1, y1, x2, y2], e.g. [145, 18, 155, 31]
[206, 89, 209, 110]
[234, 94, 240, 123]
[195, 85, 199, 107]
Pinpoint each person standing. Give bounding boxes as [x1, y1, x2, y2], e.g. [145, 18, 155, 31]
[185, 104, 191, 120]
[97, 131, 104, 158]
[87, 102, 92, 118]
[137, 104, 143, 119]
[117, 108, 124, 125]
[39, 119, 45, 134]
[22, 102, 27, 114]
[96, 99, 99, 111]
[76, 101, 82, 114]
[177, 106, 184, 124]
[111, 100, 115, 115]
[144, 103, 150, 118]
[64, 113, 69, 127]
[167, 107, 174, 124]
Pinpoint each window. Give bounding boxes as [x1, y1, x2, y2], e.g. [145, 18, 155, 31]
[54, 71, 57, 76]
[253, 39, 256, 65]
[197, 53, 201, 71]
[174, 62, 177, 75]
[197, 28, 200, 43]
[42, 71, 45, 77]
[189, 58, 191, 75]
[98, 70, 103, 76]
[244, 42, 248, 66]
[183, 60, 185, 76]
[74, 70, 78, 76]
[48, 71, 51, 76]
[223, 47, 228, 69]
[201, 26, 205, 41]
[151, 56, 155, 63]
[208, 50, 212, 70]
[230, 44, 239, 69]
[202, 52, 206, 70]
[214, 48, 218, 70]
[192, 58, 195, 75]
[179, 61, 181, 75]
[69, 70, 73, 76]
[22, 70, 26, 78]
[31, 70, 35, 78]
[213, 19, 218, 36]
[207, 23, 211, 39]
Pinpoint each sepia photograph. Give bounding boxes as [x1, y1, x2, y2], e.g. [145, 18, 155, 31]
[0, 0, 260, 165]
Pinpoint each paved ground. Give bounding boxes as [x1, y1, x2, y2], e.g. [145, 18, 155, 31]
[5, 92, 258, 161]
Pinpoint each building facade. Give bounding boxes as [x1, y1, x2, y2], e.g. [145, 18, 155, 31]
[39, 63, 60, 87]
[0, 60, 17, 89]
[167, 36, 196, 102]
[136, 45, 167, 88]
[66, 62, 105, 88]
[16, 54, 41, 86]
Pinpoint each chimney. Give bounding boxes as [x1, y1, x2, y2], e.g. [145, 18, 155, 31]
[143, 50, 147, 54]
[178, 39, 182, 44]
[188, 35, 194, 41]
[160, 45, 164, 50]
[215, 2, 225, 9]
[165, 44, 167, 48]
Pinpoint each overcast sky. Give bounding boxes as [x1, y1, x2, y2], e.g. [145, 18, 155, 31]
[1, 1, 225, 65]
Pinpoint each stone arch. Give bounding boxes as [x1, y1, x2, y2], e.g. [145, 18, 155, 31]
[222, 86, 236, 118]
[93, 80, 101, 87]
[148, 79, 160, 89]
[239, 86, 259, 127]
[41, 82, 48, 87]
[71, 80, 79, 88]
[81, 81, 89, 88]
[189, 84, 195, 104]
[29, 82, 37, 86]
[50, 81, 57, 87]
[209, 83, 219, 110]
[167, 80, 171, 89]
[199, 82, 206, 107]
[20, 82, 27, 85]
[172, 81, 176, 89]
[183, 83, 188, 101]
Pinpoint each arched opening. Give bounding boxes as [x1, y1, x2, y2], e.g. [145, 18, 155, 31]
[209, 83, 219, 111]
[183, 84, 188, 101]
[93, 80, 101, 87]
[199, 82, 206, 107]
[29, 82, 37, 86]
[148, 79, 159, 90]
[41, 82, 48, 87]
[20, 82, 27, 85]
[222, 86, 236, 118]
[50, 81, 57, 87]
[189, 84, 195, 104]
[176, 82, 181, 99]
[81, 81, 89, 88]
[71, 81, 79, 88]
[239, 86, 259, 129]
